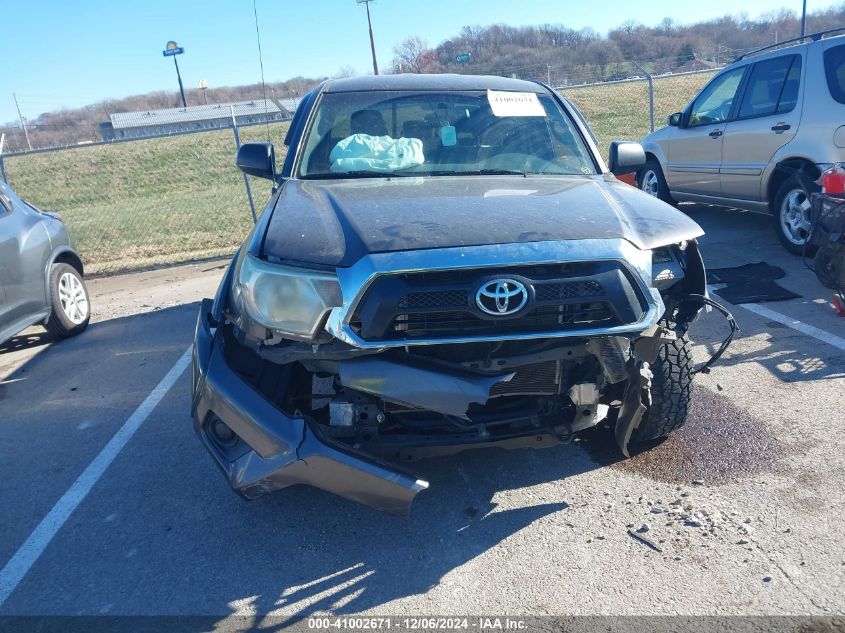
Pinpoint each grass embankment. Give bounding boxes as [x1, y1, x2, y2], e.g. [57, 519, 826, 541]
[559, 71, 714, 152]
[6, 123, 288, 274]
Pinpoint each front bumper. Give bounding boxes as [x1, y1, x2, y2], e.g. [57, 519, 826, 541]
[191, 298, 428, 517]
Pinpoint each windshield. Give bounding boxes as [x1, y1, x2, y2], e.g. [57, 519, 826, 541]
[297, 89, 597, 179]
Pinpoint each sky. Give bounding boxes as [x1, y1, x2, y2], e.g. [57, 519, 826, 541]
[1, 0, 841, 124]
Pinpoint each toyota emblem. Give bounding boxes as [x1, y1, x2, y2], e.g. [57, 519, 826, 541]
[475, 278, 529, 315]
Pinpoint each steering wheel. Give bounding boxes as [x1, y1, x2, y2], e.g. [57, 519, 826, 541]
[718, 99, 733, 122]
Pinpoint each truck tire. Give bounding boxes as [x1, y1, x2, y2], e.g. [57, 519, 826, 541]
[45, 263, 91, 338]
[630, 332, 693, 443]
[772, 176, 820, 256]
[638, 159, 676, 206]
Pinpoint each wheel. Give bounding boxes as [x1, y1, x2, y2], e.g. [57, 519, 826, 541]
[45, 263, 90, 338]
[637, 159, 676, 205]
[813, 243, 845, 290]
[772, 176, 820, 255]
[630, 332, 693, 443]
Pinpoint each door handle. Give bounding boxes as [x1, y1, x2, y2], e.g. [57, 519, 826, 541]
[708, 129, 723, 138]
[771, 123, 791, 133]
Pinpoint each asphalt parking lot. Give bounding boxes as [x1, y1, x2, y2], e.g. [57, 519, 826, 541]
[1, 203, 843, 622]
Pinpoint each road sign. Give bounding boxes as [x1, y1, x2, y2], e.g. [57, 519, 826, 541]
[163, 47, 184, 57]
[455, 53, 471, 63]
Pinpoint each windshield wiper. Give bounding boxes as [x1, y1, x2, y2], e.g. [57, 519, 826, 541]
[427, 169, 528, 177]
[301, 171, 416, 180]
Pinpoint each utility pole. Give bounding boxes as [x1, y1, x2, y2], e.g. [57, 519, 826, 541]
[800, 0, 807, 38]
[356, 0, 379, 75]
[12, 93, 32, 151]
[547, 63, 552, 86]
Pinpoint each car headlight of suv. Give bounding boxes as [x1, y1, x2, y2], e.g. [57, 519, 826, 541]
[231, 253, 342, 341]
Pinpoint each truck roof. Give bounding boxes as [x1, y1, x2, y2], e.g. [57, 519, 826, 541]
[322, 73, 547, 94]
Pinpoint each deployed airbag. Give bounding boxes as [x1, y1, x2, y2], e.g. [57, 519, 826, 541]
[330, 134, 425, 173]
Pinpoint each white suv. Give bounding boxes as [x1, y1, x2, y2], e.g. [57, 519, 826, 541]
[640, 30, 845, 254]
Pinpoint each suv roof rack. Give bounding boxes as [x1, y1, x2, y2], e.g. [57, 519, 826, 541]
[734, 27, 845, 62]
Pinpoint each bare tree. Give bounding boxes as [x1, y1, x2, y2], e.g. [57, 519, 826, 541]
[585, 39, 622, 81]
[334, 65, 357, 78]
[392, 36, 431, 73]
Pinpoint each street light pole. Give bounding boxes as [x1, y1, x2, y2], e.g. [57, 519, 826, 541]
[198, 79, 209, 105]
[356, 0, 379, 75]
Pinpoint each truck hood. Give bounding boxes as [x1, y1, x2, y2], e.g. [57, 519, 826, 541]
[261, 175, 703, 267]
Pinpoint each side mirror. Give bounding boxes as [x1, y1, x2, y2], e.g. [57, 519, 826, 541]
[667, 112, 682, 127]
[236, 142, 276, 179]
[608, 140, 646, 176]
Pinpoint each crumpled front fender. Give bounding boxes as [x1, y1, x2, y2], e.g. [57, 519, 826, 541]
[191, 299, 428, 517]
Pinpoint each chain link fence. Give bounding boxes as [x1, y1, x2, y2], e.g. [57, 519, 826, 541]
[558, 69, 716, 154]
[1, 119, 287, 275]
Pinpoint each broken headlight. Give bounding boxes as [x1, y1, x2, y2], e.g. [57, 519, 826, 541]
[651, 245, 686, 291]
[231, 253, 342, 341]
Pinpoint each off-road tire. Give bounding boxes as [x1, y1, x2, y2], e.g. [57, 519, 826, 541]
[637, 159, 676, 206]
[630, 332, 693, 443]
[45, 263, 90, 338]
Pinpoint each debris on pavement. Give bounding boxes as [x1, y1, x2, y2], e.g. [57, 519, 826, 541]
[628, 528, 663, 552]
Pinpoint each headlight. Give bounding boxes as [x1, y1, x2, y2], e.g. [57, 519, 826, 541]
[232, 253, 342, 341]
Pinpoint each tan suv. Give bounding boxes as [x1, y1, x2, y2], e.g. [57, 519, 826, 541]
[640, 30, 845, 254]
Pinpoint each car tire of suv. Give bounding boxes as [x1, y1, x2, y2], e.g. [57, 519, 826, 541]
[630, 331, 693, 443]
[773, 176, 820, 256]
[45, 263, 91, 338]
[638, 159, 676, 206]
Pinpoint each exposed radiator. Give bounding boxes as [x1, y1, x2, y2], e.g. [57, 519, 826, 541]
[489, 360, 560, 397]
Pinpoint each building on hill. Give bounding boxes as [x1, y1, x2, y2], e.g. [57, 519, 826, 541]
[99, 99, 288, 141]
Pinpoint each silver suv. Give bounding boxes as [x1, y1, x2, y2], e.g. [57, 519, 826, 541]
[640, 30, 845, 254]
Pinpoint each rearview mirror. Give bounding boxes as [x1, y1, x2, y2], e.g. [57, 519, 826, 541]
[667, 112, 682, 127]
[607, 140, 646, 176]
[236, 142, 276, 180]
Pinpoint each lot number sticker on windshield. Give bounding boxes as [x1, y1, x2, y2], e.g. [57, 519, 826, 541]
[487, 90, 546, 117]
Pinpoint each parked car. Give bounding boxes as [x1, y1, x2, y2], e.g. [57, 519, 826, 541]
[639, 30, 845, 254]
[0, 180, 90, 346]
[191, 74, 720, 516]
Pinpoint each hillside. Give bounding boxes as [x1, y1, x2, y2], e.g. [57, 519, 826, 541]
[395, 5, 845, 83]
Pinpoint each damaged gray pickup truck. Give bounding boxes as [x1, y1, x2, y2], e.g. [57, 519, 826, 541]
[191, 74, 732, 517]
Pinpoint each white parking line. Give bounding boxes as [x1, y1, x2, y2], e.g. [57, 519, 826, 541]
[708, 285, 845, 352]
[0, 346, 192, 607]
[738, 302, 845, 352]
